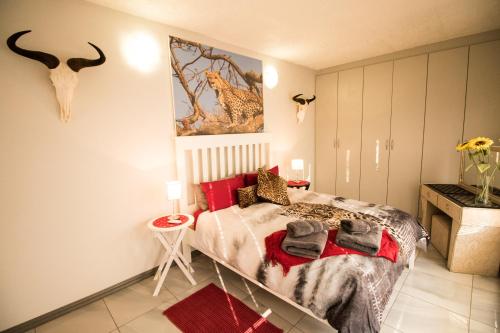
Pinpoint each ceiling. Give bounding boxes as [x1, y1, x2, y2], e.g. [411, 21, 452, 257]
[87, 0, 500, 70]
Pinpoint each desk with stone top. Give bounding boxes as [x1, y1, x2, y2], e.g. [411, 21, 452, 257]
[420, 184, 500, 277]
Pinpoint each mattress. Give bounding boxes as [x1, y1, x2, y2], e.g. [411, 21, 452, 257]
[192, 189, 427, 333]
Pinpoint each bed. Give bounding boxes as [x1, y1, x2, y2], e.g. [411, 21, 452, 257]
[175, 133, 426, 333]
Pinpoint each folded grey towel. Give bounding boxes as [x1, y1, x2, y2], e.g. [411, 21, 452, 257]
[281, 230, 328, 259]
[286, 220, 327, 237]
[335, 223, 382, 256]
[340, 219, 372, 234]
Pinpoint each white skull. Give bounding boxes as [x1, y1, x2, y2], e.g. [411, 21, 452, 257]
[292, 94, 315, 124]
[49, 64, 79, 122]
[296, 104, 307, 124]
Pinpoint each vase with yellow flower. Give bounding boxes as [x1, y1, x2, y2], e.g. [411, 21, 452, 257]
[456, 137, 499, 205]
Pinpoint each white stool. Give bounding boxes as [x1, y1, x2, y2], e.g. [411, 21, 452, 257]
[147, 214, 196, 296]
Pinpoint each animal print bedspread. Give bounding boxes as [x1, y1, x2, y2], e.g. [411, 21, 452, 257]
[194, 190, 427, 333]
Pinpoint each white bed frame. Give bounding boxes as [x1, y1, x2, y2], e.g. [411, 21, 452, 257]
[175, 132, 273, 213]
[175, 132, 414, 324]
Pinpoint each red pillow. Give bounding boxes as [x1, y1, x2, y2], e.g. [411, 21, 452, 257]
[200, 175, 245, 212]
[244, 165, 279, 186]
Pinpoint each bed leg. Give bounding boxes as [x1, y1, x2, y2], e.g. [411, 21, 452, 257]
[408, 249, 416, 270]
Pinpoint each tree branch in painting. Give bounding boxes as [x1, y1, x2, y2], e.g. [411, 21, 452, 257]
[169, 38, 207, 136]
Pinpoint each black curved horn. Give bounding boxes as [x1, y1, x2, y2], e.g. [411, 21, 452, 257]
[6, 30, 60, 69]
[292, 94, 306, 105]
[306, 95, 316, 104]
[67, 42, 106, 72]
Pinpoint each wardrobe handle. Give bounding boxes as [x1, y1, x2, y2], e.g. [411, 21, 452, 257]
[390, 139, 394, 150]
[337, 139, 340, 149]
[385, 139, 389, 150]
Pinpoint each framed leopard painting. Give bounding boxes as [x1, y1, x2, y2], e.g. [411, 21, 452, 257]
[169, 36, 264, 136]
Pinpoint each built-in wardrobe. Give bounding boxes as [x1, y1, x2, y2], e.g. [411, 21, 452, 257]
[315, 39, 500, 216]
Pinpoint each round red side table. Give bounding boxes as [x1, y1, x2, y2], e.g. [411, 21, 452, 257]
[287, 180, 311, 190]
[147, 214, 196, 296]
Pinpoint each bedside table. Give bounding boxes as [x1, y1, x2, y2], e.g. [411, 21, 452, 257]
[287, 180, 310, 190]
[147, 214, 196, 296]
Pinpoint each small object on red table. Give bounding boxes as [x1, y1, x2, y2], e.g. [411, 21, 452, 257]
[147, 214, 196, 296]
[152, 215, 189, 228]
[287, 180, 310, 190]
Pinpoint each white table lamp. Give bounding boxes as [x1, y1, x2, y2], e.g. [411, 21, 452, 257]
[166, 180, 182, 222]
[291, 159, 304, 181]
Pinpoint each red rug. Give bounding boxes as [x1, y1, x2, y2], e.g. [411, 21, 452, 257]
[163, 283, 283, 333]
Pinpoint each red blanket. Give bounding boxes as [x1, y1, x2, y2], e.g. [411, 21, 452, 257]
[265, 229, 399, 275]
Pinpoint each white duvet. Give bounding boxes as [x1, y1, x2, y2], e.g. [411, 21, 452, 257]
[191, 189, 426, 333]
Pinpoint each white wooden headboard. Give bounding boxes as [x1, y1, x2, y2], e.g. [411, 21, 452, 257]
[175, 133, 272, 213]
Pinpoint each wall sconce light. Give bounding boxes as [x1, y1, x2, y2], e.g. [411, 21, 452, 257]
[263, 65, 278, 89]
[122, 32, 160, 73]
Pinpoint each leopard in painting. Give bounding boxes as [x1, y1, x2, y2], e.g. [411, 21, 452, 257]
[205, 71, 263, 124]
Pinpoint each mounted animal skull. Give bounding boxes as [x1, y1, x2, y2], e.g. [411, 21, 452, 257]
[292, 94, 316, 124]
[7, 30, 106, 122]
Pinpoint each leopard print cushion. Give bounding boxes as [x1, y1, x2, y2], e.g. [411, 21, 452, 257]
[194, 184, 208, 211]
[238, 185, 259, 208]
[256, 168, 290, 206]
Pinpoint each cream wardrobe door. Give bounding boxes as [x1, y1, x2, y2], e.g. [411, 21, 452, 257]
[315, 73, 338, 194]
[360, 61, 393, 205]
[463, 40, 500, 188]
[387, 55, 428, 215]
[336, 68, 363, 199]
[421, 47, 468, 184]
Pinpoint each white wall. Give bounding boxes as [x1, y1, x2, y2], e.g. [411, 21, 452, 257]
[0, 0, 316, 329]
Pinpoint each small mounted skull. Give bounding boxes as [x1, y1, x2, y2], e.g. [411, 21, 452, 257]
[292, 94, 316, 124]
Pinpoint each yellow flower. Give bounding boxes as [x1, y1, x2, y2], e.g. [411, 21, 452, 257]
[456, 140, 470, 151]
[468, 137, 494, 150]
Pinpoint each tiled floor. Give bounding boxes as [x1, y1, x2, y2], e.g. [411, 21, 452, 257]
[31, 246, 499, 333]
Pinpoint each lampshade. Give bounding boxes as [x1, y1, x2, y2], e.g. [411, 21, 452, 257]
[166, 180, 182, 200]
[291, 159, 304, 171]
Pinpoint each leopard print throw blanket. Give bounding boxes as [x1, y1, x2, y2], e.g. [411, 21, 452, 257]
[281, 202, 407, 257]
